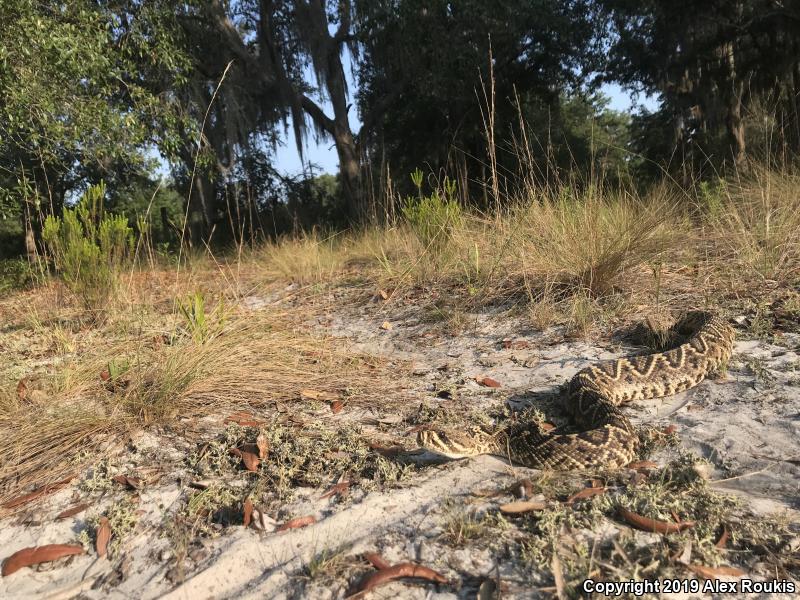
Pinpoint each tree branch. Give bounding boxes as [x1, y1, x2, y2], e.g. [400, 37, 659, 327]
[300, 94, 336, 135]
[334, 0, 352, 42]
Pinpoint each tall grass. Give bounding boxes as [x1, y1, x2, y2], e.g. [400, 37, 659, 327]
[704, 166, 800, 283]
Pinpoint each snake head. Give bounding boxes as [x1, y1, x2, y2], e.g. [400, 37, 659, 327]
[417, 426, 495, 458]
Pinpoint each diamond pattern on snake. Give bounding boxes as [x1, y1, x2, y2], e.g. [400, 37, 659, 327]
[417, 311, 735, 470]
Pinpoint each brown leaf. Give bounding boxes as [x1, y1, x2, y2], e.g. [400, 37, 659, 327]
[566, 487, 606, 505]
[499, 500, 547, 514]
[243, 498, 253, 527]
[256, 433, 269, 460]
[364, 552, 391, 570]
[223, 412, 263, 427]
[377, 289, 390, 301]
[1, 477, 74, 510]
[112, 475, 142, 490]
[321, 481, 351, 500]
[663, 424, 678, 435]
[618, 507, 695, 534]
[16, 379, 27, 401]
[502, 339, 530, 350]
[505, 478, 535, 499]
[96, 517, 111, 558]
[2, 544, 85, 576]
[380, 321, 393, 331]
[330, 400, 344, 414]
[687, 564, 746, 578]
[716, 525, 730, 549]
[277, 515, 316, 532]
[55, 502, 90, 520]
[540, 422, 556, 432]
[551, 552, 567, 600]
[356, 562, 448, 595]
[475, 376, 501, 388]
[100, 369, 111, 382]
[627, 460, 659, 471]
[229, 447, 260, 472]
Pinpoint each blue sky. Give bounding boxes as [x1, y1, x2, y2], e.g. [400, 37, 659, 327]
[272, 82, 659, 177]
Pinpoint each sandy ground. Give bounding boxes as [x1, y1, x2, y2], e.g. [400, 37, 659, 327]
[1, 295, 799, 599]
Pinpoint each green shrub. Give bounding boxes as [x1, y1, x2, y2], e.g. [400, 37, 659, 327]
[41, 182, 134, 309]
[0, 258, 36, 295]
[697, 177, 727, 217]
[401, 173, 462, 251]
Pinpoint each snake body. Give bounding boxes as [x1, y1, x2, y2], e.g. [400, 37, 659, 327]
[417, 311, 735, 470]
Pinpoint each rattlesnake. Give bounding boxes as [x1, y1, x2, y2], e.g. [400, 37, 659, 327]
[417, 311, 735, 470]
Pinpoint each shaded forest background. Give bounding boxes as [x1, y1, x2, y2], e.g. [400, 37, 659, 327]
[1, 0, 799, 258]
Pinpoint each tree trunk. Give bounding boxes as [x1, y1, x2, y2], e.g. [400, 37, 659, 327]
[23, 204, 37, 261]
[722, 29, 746, 167]
[726, 81, 746, 166]
[333, 125, 362, 221]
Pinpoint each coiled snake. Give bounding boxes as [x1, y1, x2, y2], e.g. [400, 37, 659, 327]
[417, 311, 734, 470]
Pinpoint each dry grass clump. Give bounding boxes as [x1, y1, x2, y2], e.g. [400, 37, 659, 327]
[510, 186, 681, 297]
[703, 167, 800, 283]
[256, 231, 347, 284]
[0, 297, 402, 510]
[245, 165, 799, 333]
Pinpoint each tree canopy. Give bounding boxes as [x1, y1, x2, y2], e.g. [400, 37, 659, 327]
[1, 0, 798, 251]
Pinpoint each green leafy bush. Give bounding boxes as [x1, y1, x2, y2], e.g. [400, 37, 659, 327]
[0, 258, 35, 295]
[401, 172, 462, 251]
[41, 182, 134, 309]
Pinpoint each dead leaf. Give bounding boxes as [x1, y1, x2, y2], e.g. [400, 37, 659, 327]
[502, 339, 530, 350]
[2, 544, 85, 576]
[506, 478, 535, 499]
[618, 507, 695, 534]
[243, 498, 253, 527]
[355, 562, 447, 595]
[300, 389, 337, 401]
[377, 289, 390, 301]
[364, 552, 391, 570]
[551, 552, 567, 600]
[664, 424, 678, 435]
[1, 477, 74, 510]
[100, 369, 111, 382]
[687, 564, 746, 578]
[380, 321, 393, 331]
[256, 433, 269, 460]
[716, 525, 730, 549]
[540, 422, 556, 432]
[16, 379, 27, 401]
[223, 412, 263, 427]
[55, 503, 90, 520]
[112, 474, 142, 490]
[475, 376, 501, 388]
[330, 400, 344, 414]
[566, 487, 606, 505]
[277, 515, 316, 532]
[229, 447, 260, 472]
[627, 460, 658, 471]
[499, 500, 547, 514]
[96, 517, 111, 558]
[320, 481, 351, 500]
